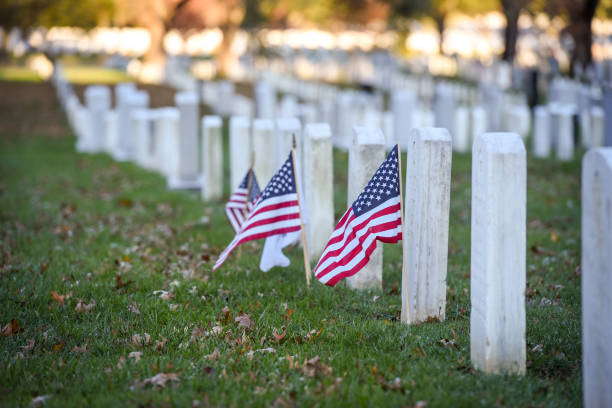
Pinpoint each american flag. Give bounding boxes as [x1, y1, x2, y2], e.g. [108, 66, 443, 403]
[314, 144, 403, 286]
[225, 169, 261, 233]
[214, 153, 302, 271]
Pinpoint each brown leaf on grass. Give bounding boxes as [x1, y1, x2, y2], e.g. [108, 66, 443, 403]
[375, 374, 403, 392]
[22, 338, 35, 351]
[117, 356, 126, 369]
[1, 319, 22, 336]
[190, 327, 204, 344]
[530, 245, 556, 256]
[53, 343, 63, 353]
[204, 347, 220, 361]
[30, 395, 52, 407]
[155, 336, 168, 351]
[115, 274, 133, 290]
[74, 299, 96, 313]
[117, 198, 133, 208]
[301, 355, 333, 378]
[272, 328, 286, 343]
[247, 347, 276, 360]
[282, 309, 294, 321]
[50, 291, 65, 307]
[235, 314, 252, 329]
[153, 290, 173, 300]
[72, 344, 87, 354]
[127, 301, 140, 315]
[128, 351, 142, 362]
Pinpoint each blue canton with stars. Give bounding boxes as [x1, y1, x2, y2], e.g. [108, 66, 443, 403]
[351, 144, 400, 217]
[260, 153, 297, 200]
[239, 169, 261, 201]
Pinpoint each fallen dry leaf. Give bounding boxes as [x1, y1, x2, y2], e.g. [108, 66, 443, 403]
[136, 372, 180, 388]
[30, 395, 52, 407]
[235, 314, 252, 329]
[204, 347, 220, 361]
[72, 344, 87, 354]
[117, 356, 126, 369]
[74, 299, 96, 313]
[22, 338, 35, 352]
[272, 328, 286, 343]
[1, 319, 22, 336]
[128, 351, 142, 362]
[50, 291, 65, 307]
[127, 301, 140, 315]
[155, 336, 167, 351]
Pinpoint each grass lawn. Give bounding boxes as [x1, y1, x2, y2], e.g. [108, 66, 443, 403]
[0, 80, 582, 407]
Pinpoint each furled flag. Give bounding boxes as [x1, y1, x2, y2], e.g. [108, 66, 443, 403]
[225, 169, 260, 233]
[314, 144, 403, 286]
[214, 153, 302, 271]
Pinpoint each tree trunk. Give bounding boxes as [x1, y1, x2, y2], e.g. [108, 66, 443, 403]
[565, 0, 599, 75]
[217, 25, 237, 78]
[501, 1, 521, 62]
[435, 14, 445, 55]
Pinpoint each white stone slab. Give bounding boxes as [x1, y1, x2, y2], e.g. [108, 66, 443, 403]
[556, 106, 575, 161]
[391, 90, 416, 149]
[84, 85, 111, 152]
[171, 91, 203, 189]
[471, 105, 487, 145]
[590, 106, 604, 148]
[103, 110, 118, 154]
[252, 119, 276, 185]
[303, 123, 334, 261]
[154, 107, 180, 180]
[533, 105, 551, 158]
[470, 132, 526, 375]
[229, 116, 252, 190]
[582, 148, 612, 408]
[453, 106, 469, 153]
[402, 127, 452, 324]
[344, 126, 386, 290]
[201, 115, 223, 201]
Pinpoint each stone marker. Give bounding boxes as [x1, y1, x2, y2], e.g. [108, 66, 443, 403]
[170, 91, 203, 189]
[275, 117, 302, 170]
[131, 108, 152, 169]
[345, 126, 387, 290]
[229, 116, 252, 190]
[335, 92, 353, 150]
[391, 90, 416, 149]
[556, 106, 575, 161]
[252, 119, 276, 185]
[303, 123, 334, 261]
[402, 127, 452, 324]
[154, 108, 180, 180]
[83, 85, 111, 152]
[434, 83, 455, 135]
[581, 148, 612, 408]
[470, 132, 526, 375]
[114, 82, 137, 159]
[74, 105, 92, 152]
[255, 81, 276, 119]
[603, 86, 612, 146]
[217, 80, 235, 117]
[453, 106, 469, 153]
[116, 89, 149, 161]
[201, 115, 223, 201]
[103, 110, 118, 154]
[382, 111, 395, 148]
[533, 105, 551, 158]
[590, 106, 604, 148]
[471, 105, 487, 145]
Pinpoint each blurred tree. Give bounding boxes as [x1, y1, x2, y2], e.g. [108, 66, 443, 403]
[0, 0, 115, 30]
[500, 0, 532, 62]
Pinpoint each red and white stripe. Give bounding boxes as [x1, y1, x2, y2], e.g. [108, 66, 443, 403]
[225, 187, 255, 233]
[314, 195, 402, 286]
[214, 193, 301, 270]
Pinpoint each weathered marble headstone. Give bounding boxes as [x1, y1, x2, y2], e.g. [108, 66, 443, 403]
[590, 106, 605, 148]
[471, 105, 487, 145]
[279, 95, 298, 118]
[116, 89, 149, 161]
[114, 82, 137, 159]
[533, 105, 551, 158]
[391, 89, 416, 149]
[345, 126, 386, 290]
[201, 115, 223, 201]
[255, 81, 276, 119]
[556, 106, 575, 161]
[402, 127, 452, 324]
[299, 103, 318, 125]
[83, 85, 111, 152]
[470, 132, 526, 375]
[170, 91, 203, 189]
[604, 86, 612, 146]
[382, 110, 395, 148]
[581, 148, 612, 408]
[303, 123, 334, 261]
[154, 107, 180, 179]
[103, 110, 118, 154]
[74, 105, 92, 152]
[229, 116, 252, 190]
[434, 83, 455, 135]
[453, 106, 469, 153]
[131, 108, 153, 169]
[217, 80, 235, 117]
[275, 117, 302, 169]
[335, 92, 353, 150]
[252, 119, 276, 184]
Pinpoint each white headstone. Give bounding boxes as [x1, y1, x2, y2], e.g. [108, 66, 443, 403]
[452, 106, 470, 153]
[103, 110, 118, 154]
[114, 82, 137, 159]
[217, 80, 235, 117]
[434, 83, 455, 134]
[471, 105, 487, 145]
[402, 127, 452, 324]
[556, 106, 575, 161]
[345, 126, 386, 290]
[253, 119, 276, 185]
[84, 85, 111, 152]
[116, 89, 149, 161]
[229, 116, 252, 190]
[131, 108, 152, 168]
[533, 105, 551, 158]
[470, 132, 526, 375]
[74, 106, 92, 152]
[275, 117, 302, 169]
[590, 106, 604, 148]
[303, 123, 334, 261]
[154, 108, 180, 179]
[391, 90, 416, 149]
[382, 111, 395, 148]
[254, 81, 276, 119]
[201, 115, 224, 201]
[170, 91, 203, 189]
[581, 148, 612, 408]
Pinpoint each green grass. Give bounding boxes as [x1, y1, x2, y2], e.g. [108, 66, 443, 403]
[0, 81, 582, 407]
[62, 65, 131, 84]
[0, 66, 43, 82]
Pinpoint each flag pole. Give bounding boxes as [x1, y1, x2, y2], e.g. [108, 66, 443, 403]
[290, 134, 312, 286]
[238, 152, 255, 260]
[397, 144, 411, 324]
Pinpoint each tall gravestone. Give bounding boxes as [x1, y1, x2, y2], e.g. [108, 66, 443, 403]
[590, 106, 605, 148]
[201, 115, 223, 201]
[470, 132, 526, 375]
[471, 105, 487, 145]
[131, 108, 153, 169]
[345, 127, 386, 290]
[533, 105, 551, 158]
[217, 80, 235, 117]
[114, 82, 137, 160]
[453, 106, 469, 153]
[275, 117, 302, 169]
[391, 89, 416, 149]
[402, 127, 452, 324]
[229, 116, 252, 190]
[254, 81, 276, 119]
[154, 108, 180, 181]
[83, 85, 111, 152]
[434, 83, 455, 135]
[103, 110, 118, 154]
[303, 123, 334, 261]
[170, 91, 203, 189]
[582, 148, 612, 408]
[604, 86, 612, 146]
[556, 106, 575, 161]
[253, 119, 276, 185]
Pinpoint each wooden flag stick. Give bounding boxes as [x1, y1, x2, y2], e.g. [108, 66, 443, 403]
[397, 145, 411, 324]
[290, 134, 311, 286]
[238, 152, 255, 260]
